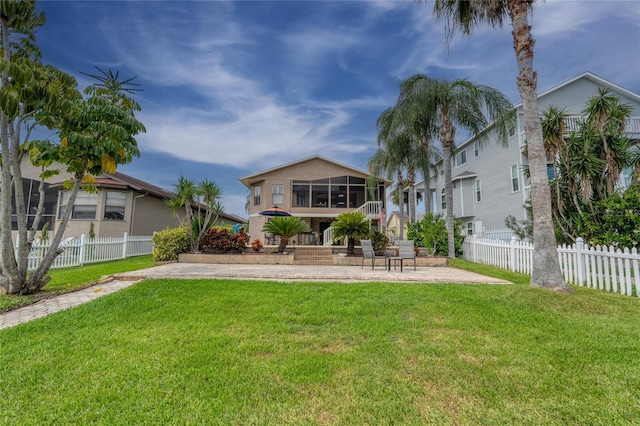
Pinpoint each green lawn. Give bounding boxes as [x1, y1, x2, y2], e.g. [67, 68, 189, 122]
[0, 255, 156, 312]
[1, 263, 639, 425]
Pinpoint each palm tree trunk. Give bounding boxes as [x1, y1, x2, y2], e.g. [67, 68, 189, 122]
[508, 0, 569, 291]
[407, 166, 417, 223]
[440, 109, 456, 259]
[397, 170, 405, 240]
[422, 167, 432, 215]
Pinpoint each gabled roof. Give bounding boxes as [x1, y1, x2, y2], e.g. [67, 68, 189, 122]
[104, 172, 246, 224]
[107, 172, 175, 199]
[456, 71, 640, 151]
[239, 155, 392, 186]
[534, 72, 640, 105]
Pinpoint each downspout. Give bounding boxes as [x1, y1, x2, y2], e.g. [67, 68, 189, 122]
[130, 192, 148, 235]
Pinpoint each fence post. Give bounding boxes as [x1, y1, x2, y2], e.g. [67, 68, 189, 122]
[122, 232, 128, 259]
[576, 237, 585, 286]
[79, 234, 86, 266]
[510, 236, 518, 272]
[471, 236, 478, 263]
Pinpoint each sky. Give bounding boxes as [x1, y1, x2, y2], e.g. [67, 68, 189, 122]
[35, 0, 640, 218]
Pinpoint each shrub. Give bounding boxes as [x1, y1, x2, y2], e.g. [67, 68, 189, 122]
[152, 227, 190, 261]
[251, 239, 263, 252]
[581, 185, 640, 249]
[371, 230, 389, 255]
[407, 214, 464, 256]
[198, 227, 251, 253]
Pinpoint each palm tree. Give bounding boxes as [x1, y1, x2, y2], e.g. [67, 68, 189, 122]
[166, 176, 224, 252]
[583, 88, 633, 199]
[331, 212, 371, 255]
[369, 147, 407, 239]
[393, 78, 442, 217]
[431, 0, 570, 291]
[541, 90, 635, 243]
[262, 216, 311, 253]
[400, 74, 514, 258]
[371, 106, 415, 238]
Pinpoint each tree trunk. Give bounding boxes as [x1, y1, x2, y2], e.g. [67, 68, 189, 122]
[440, 108, 456, 259]
[347, 237, 356, 255]
[25, 176, 83, 294]
[508, 0, 569, 291]
[0, 18, 22, 294]
[407, 166, 417, 224]
[421, 134, 433, 215]
[277, 237, 289, 253]
[422, 167, 432, 215]
[397, 170, 405, 240]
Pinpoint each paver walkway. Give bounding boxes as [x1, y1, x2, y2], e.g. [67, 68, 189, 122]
[1, 263, 511, 330]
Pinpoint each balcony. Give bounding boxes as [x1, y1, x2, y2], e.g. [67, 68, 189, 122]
[519, 116, 640, 149]
[564, 116, 640, 135]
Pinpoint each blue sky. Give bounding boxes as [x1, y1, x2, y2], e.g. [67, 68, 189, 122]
[36, 1, 640, 218]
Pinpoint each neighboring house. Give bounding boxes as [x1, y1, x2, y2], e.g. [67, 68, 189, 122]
[12, 157, 245, 240]
[240, 156, 391, 245]
[386, 211, 424, 242]
[416, 72, 640, 237]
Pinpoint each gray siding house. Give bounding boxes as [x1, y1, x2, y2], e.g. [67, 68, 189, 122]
[421, 72, 640, 237]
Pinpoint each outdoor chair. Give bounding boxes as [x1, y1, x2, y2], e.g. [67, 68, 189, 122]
[397, 240, 417, 271]
[361, 239, 386, 270]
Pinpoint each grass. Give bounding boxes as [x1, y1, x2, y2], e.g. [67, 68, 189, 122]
[0, 255, 156, 312]
[2, 262, 639, 425]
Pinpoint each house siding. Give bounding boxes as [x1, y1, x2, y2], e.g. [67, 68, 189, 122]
[433, 73, 640, 235]
[241, 156, 388, 245]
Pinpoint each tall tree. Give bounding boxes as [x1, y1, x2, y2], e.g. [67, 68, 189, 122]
[370, 107, 413, 239]
[400, 74, 514, 258]
[431, 0, 570, 290]
[542, 89, 636, 243]
[0, 2, 145, 294]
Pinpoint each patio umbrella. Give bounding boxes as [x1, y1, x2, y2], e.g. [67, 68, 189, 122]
[259, 205, 291, 216]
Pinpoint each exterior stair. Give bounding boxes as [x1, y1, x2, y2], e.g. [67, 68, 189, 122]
[294, 247, 334, 265]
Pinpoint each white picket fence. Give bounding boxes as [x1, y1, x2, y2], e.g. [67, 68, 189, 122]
[463, 236, 640, 297]
[16, 233, 153, 271]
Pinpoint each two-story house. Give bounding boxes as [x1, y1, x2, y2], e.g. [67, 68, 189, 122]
[240, 156, 390, 245]
[419, 72, 639, 237]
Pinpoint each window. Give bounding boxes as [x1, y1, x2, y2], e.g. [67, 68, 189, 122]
[475, 179, 482, 202]
[547, 165, 556, 179]
[312, 184, 328, 207]
[510, 165, 519, 192]
[474, 142, 479, 158]
[292, 181, 309, 207]
[271, 184, 284, 205]
[441, 188, 446, 210]
[466, 222, 474, 236]
[331, 185, 347, 208]
[508, 126, 516, 138]
[293, 176, 373, 209]
[59, 190, 98, 220]
[455, 149, 467, 167]
[104, 191, 126, 220]
[253, 186, 261, 206]
[10, 178, 56, 230]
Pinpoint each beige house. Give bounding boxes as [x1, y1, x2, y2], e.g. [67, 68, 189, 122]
[13, 157, 245, 240]
[240, 156, 390, 245]
[386, 211, 424, 242]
